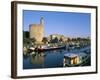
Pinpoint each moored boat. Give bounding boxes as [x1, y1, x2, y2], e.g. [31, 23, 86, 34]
[35, 45, 66, 52]
[27, 47, 35, 53]
[63, 52, 90, 67]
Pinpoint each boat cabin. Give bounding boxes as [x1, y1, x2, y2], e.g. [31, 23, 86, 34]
[63, 54, 79, 66]
[63, 52, 88, 67]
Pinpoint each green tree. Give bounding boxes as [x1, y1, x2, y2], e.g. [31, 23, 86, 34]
[31, 37, 36, 43]
[42, 37, 48, 44]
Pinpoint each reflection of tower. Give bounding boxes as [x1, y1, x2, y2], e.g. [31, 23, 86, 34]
[30, 53, 45, 65]
[29, 17, 44, 42]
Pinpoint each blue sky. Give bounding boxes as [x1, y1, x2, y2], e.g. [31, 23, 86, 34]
[23, 10, 91, 38]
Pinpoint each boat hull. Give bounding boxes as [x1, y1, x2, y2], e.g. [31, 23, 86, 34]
[35, 46, 66, 52]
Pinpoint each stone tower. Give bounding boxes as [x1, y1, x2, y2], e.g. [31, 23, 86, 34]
[29, 17, 44, 42]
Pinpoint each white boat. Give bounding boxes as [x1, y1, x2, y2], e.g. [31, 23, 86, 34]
[28, 47, 35, 53]
[63, 52, 90, 67]
[29, 47, 35, 50]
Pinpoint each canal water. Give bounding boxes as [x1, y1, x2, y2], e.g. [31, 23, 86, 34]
[23, 46, 90, 69]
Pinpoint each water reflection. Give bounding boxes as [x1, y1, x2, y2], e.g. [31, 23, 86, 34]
[23, 49, 65, 69]
[30, 52, 45, 65]
[23, 46, 90, 69]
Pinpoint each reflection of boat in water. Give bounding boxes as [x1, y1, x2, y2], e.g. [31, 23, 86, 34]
[27, 47, 35, 53]
[35, 45, 66, 52]
[63, 52, 90, 67]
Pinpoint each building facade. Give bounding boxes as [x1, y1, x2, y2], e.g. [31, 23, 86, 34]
[49, 34, 68, 42]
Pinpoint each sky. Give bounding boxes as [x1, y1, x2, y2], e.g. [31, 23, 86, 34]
[23, 10, 91, 38]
